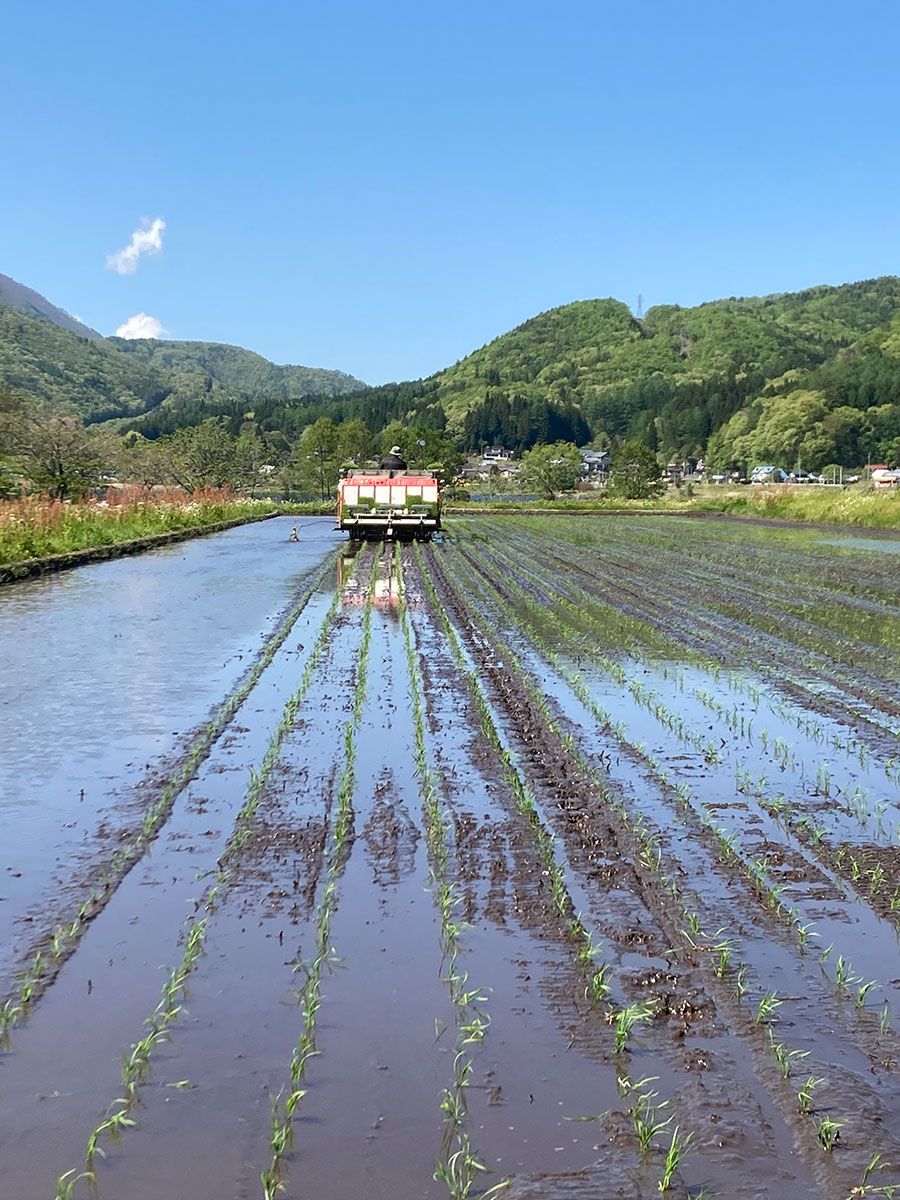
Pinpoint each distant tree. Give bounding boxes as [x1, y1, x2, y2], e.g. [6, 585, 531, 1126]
[118, 433, 170, 487]
[607, 438, 664, 500]
[336, 418, 375, 465]
[296, 417, 340, 500]
[158, 419, 256, 493]
[519, 441, 582, 499]
[377, 421, 407, 457]
[0, 393, 117, 498]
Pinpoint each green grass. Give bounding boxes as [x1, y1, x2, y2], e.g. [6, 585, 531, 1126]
[0, 490, 278, 565]
[447, 483, 900, 529]
[689, 485, 900, 528]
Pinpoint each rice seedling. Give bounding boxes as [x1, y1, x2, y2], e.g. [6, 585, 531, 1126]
[796, 922, 817, 951]
[260, 1168, 285, 1199]
[433, 1133, 510, 1200]
[847, 1152, 888, 1197]
[54, 1170, 96, 1200]
[856, 980, 878, 1008]
[835, 956, 861, 992]
[657, 1126, 693, 1193]
[614, 1002, 656, 1054]
[797, 1075, 825, 1114]
[754, 990, 783, 1026]
[769, 1032, 810, 1078]
[0, 999, 22, 1043]
[587, 963, 613, 1003]
[880, 1003, 892, 1034]
[815, 1115, 843, 1151]
[630, 1077, 673, 1155]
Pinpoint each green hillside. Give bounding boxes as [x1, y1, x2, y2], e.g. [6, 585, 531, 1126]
[434, 277, 900, 442]
[0, 304, 174, 420]
[110, 338, 365, 400]
[323, 276, 900, 467]
[3, 272, 900, 472]
[0, 302, 366, 424]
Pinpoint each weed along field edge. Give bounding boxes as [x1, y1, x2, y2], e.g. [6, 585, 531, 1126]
[2, 513, 900, 1199]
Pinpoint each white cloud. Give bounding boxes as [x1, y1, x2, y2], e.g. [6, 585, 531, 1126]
[116, 312, 166, 339]
[106, 218, 166, 275]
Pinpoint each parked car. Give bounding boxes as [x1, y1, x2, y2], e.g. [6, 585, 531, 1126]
[750, 465, 789, 484]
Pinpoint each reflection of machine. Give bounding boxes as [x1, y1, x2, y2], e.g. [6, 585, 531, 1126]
[337, 468, 441, 542]
[337, 553, 365, 604]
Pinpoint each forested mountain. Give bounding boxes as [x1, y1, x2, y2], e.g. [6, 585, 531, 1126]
[0, 298, 366, 424]
[0, 304, 174, 420]
[324, 277, 900, 466]
[0, 273, 102, 339]
[110, 338, 365, 401]
[3, 270, 900, 470]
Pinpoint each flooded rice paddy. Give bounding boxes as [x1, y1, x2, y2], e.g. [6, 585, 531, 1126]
[2, 512, 900, 1199]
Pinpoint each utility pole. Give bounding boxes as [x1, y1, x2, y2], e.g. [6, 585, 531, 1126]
[636, 294, 644, 320]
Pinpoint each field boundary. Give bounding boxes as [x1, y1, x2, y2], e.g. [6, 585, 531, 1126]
[0, 510, 279, 586]
[445, 505, 900, 535]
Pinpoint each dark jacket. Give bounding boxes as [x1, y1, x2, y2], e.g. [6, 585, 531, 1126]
[378, 453, 407, 471]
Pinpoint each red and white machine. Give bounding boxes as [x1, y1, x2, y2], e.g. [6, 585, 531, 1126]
[337, 468, 441, 542]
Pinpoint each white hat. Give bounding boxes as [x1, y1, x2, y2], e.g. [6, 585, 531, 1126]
[390, 446, 401, 454]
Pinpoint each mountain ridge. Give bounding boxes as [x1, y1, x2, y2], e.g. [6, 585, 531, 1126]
[2, 270, 900, 470]
[0, 272, 102, 340]
[0, 271, 367, 423]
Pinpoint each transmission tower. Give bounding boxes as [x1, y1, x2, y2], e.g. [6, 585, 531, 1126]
[636, 293, 644, 319]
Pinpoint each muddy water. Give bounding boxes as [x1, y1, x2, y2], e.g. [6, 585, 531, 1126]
[7, 516, 900, 1199]
[0, 516, 342, 983]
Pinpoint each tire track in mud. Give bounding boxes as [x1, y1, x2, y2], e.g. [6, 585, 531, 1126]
[0, 551, 374, 1200]
[426, 540, 900, 1200]
[403, 548, 651, 1193]
[261, 564, 454, 1200]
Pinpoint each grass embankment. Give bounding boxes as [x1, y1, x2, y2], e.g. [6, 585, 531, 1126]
[688, 485, 900, 528]
[0, 490, 278, 567]
[450, 486, 900, 529]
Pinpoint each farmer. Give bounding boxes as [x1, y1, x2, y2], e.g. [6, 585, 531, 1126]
[289, 526, 299, 542]
[378, 445, 407, 471]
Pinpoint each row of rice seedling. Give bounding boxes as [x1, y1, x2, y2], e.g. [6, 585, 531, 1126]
[260, 550, 381, 1199]
[436, 537, 900, 1192]
[0, 554, 338, 1042]
[495, 518, 900, 746]
[466, 533, 900, 931]
[482, 519, 898, 763]
[449, 539, 900, 1032]
[395, 546, 509, 1200]
[48, 557, 358, 1199]
[414, 548, 701, 1194]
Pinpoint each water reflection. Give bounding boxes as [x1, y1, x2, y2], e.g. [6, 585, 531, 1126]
[0, 515, 341, 961]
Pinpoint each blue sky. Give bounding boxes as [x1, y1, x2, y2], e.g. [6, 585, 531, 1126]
[3, 0, 899, 384]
